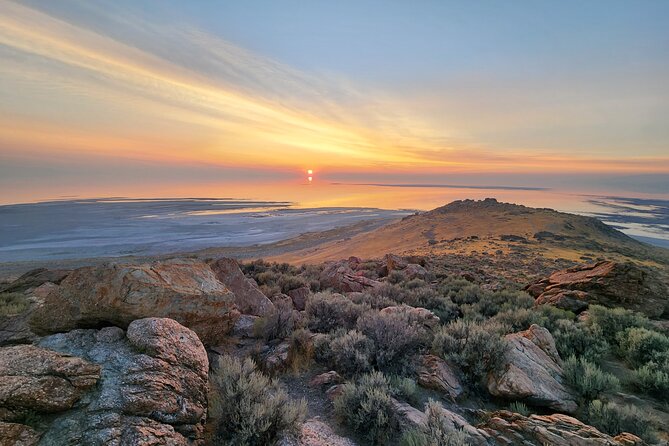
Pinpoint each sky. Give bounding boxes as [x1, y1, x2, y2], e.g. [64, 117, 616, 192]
[1, 0, 668, 203]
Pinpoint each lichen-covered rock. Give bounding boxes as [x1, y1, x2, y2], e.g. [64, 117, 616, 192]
[259, 341, 291, 375]
[0, 345, 100, 419]
[30, 259, 239, 345]
[527, 261, 668, 318]
[479, 410, 645, 446]
[209, 258, 274, 316]
[487, 324, 577, 413]
[416, 355, 463, 400]
[35, 318, 208, 445]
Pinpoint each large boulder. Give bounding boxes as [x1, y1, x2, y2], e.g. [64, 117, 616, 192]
[487, 325, 577, 413]
[320, 260, 382, 293]
[209, 258, 274, 316]
[527, 261, 668, 318]
[35, 317, 209, 445]
[0, 345, 100, 420]
[479, 410, 644, 446]
[416, 355, 463, 400]
[30, 259, 239, 345]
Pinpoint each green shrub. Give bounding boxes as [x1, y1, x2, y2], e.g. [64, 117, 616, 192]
[334, 372, 399, 444]
[288, 328, 314, 371]
[254, 299, 296, 341]
[349, 291, 398, 309]
[397, 286, 459, 322]
[432, 320, 507, 384]
[391, 376, 419, 406]
[586, 400, 655, 443]
[278, 274, 308, 294]
[398, 400, 470, 446]
[208, 355, 306, 445]
[388, 270, 407, 284]
[357, 310, 428, 374]
[326, 329, 375, 376]
[587, 305, 648, 344]
[508, 401, 531, 416]
[617, 327, 669, 367]
[551, 319, 609, 362]
[0, 292, 30, 316]
[306, 292, 369, 333]
[630, 362, 669, 399]
[562, 356, 619, 401]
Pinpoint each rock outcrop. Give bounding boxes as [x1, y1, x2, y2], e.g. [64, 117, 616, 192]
[478, 410, 644, 446]
[209, 258, 274, 316]
[0, 345, 100, 420]
[416, 355, 463, 400]
[527, 261, 668, 318]
[487, 325, 577, 413]
[30, 259, 239, 345]
[33, 317, 209, 445]
[320, 259, 382, 293]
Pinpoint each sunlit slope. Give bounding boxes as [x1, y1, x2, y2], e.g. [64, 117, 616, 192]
[271, 199, 669, 266]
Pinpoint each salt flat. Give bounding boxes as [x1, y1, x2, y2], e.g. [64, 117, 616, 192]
[0, 198, 410, 262]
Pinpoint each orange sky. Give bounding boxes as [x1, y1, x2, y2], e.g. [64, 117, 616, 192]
[1, 0, 668, 201]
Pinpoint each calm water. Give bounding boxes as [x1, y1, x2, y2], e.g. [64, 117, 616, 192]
[1, 181, 667, 261]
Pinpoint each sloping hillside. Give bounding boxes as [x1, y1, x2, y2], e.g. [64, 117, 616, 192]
[271, 198, 669, 266]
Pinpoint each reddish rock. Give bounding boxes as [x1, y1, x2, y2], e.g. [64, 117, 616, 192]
[30, 258, 240, 345]
[479, 410, 644, 446]
[320, 260, 382, 293]
[527, 261, 668, 318]
[209, 257, 274, 316]
[384, 253, 408, 272]
[0, 345, 100, 419]
[416, 355, 463, 400]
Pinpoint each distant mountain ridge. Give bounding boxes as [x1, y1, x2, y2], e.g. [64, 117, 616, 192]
[272, 198, 669, 266]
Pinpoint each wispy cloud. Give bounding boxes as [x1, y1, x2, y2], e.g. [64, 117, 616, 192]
[0, 1, 667, 175]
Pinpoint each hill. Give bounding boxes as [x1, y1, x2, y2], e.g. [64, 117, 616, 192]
[271, 198, 669, 267]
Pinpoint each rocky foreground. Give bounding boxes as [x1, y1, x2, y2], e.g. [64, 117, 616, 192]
[0, 252, 667, 445]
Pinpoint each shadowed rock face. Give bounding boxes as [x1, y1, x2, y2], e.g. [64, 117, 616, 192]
[527, 261, 669, 318]
[479, 410, 644, 446]
[416, 355, 463, 401]
[209, 257, 274, 316]
[29, 259, 239, 345]
[487, 325, 578, 413]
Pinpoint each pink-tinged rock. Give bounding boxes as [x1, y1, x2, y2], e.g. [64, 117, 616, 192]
[320, 260, 382, 293]
[0, 345, 100, 418]
[309, 371, 342, 388]
[416, 355, 463, 400]
[479, 410, 644, 446]
[30, 258, 240, 345]
[209, 257, 274, 316]
[487, 325, 578, 413]
[527, 261, 668, 318]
